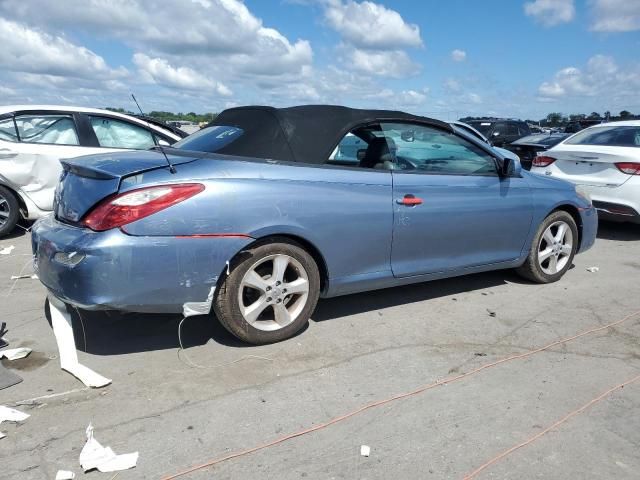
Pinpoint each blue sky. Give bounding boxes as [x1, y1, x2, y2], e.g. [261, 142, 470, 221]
[1, 0, 639, 120]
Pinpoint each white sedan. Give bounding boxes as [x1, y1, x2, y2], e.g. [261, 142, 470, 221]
[0, 105, 184, 236]
[531, 120, 640, 224]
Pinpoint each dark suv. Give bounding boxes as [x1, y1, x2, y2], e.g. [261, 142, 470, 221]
[466, 119, 531, 148]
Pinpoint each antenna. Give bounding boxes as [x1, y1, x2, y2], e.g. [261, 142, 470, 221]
[131, 94, 176, 174]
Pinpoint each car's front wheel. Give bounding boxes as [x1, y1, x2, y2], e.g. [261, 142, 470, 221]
[516, 210, 578, 283]
[214, 239, 321, 344]
[0, 186, 20, 237]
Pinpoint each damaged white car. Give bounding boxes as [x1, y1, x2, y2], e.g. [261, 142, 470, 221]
[0, 106, 185, 236]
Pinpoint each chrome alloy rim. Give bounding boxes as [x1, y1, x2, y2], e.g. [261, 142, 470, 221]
[0, 194, 10, 227]
[238, 254, 310, 331]
[538, 221, 573, 275]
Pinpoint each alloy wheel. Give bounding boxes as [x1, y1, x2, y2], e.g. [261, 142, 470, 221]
[537, 220, 573, 275]
[237, 254, 310, 331]
[0, 194, 10, 228]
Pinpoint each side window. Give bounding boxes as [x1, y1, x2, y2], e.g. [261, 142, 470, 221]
[89, 116, 155, 149]
[327, 132, 368, 166]
[502, 123, 518, 136]
[15, 114, 80, 145]
[0, 117, 18, 142]
[380, 122, 497, 175]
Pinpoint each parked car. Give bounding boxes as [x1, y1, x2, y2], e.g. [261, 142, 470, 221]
[449, 121, 520, 162]
[507, 133, 569, 170]
[464, 119, 531, 147]
[0, 106, 183, 236]
[564, 119, 603, 134]
[531, 120, 640, 223]
[32, 105, 597, 345]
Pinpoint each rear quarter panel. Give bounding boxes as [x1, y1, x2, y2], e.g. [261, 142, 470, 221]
[120, 157, 394, 282]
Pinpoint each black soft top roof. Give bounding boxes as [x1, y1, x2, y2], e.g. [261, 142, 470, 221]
[210, 105, 452, 165]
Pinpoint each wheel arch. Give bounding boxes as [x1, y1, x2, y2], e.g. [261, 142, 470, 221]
[222, 231, 330, 295]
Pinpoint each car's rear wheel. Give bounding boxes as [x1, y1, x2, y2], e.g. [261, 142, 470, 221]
[516, 210, 578, 283]
[0, 186, 19, 237]
[213, 240, 320, 344]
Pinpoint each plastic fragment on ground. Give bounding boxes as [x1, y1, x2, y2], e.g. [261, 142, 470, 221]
[0, 347, 32, 360]
[55, 470, 75, 480]
[79, 424, 139, 473]
[10, 274, 38, 280]
[0, 245, 15, 255]
[360, 445, 370, 457]
[0, 405, 30, 439]
[586, 267, 599, 272]
[48, 296, 111, 388]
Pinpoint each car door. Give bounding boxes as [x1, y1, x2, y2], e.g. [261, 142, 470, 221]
[2, 112, 104, 211]
[386, 122, 533, 277]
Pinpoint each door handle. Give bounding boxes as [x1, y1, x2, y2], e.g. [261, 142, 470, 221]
[0, 149, 17, 159]
[397, 194, 423, 206]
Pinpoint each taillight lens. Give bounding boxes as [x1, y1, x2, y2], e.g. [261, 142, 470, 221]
[82, 183, 205, 231]
[615, 162, 640, 175]
[533, 155, 556, 167]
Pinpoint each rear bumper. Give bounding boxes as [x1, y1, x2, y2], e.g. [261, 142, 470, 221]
[31, 215, 252, 313]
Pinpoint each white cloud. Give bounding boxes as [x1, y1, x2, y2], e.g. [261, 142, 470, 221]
[451, 49, 466, 62]
[0, 0, 313, 76]
[0, 18, 126, 80]
[324, 0, 422, 50]
[524, 0, 575, 27]
[537, 55, 640, 100]
[348, 48, 420, 78]
[133, 54, 231, 96]
[443, 78, 462, 93]
[590, 0, 640, 32]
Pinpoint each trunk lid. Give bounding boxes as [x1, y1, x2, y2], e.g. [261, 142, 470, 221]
[54, 149, 199, 223]
[546, 145, 636, 187]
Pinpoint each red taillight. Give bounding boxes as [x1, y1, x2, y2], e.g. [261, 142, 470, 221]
[82, 183, 205, 231]
[615, 162, 640, 175]
[533, 155, 556, 167]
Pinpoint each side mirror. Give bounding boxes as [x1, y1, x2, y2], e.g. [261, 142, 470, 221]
[356, 149, 367, 161]
[401, 130, 415, 142]
[498, 156, 522, 177]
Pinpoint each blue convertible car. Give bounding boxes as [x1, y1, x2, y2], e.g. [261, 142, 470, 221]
[32, 106, 597, 344]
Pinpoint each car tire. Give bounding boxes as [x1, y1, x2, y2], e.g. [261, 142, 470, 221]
[213, 239, 321, 345]
[0, 186, 20, 237]
[516, 210, 578, 283]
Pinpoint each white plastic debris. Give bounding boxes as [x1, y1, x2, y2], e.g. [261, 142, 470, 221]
[360, 445, 370, 457]
[0, 245, 15, 255]
[79, 424, 138, 473]
[586, 267, 599, 273]
[0, 405, 30, 439]
[55, 470, 75, 480]
[10, 274, 38, 280]
[0, 347, 32, 360]
[48, 296, 111, 388]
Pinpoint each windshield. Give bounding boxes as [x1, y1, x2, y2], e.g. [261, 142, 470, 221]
[565, 126, 640, 147]
[467, 121, 493, 135]
[173, 125, 243, 152]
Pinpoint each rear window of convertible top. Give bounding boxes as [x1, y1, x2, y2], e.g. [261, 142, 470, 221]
[173, 125, 243, 153]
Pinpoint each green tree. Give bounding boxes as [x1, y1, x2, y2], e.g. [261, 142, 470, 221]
[620, 110, 632, 119]
[545, 112, 563, 126]
[588, 112, 601, 119]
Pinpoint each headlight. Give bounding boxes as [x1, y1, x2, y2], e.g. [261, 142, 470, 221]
[575, 185, 592, 204]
